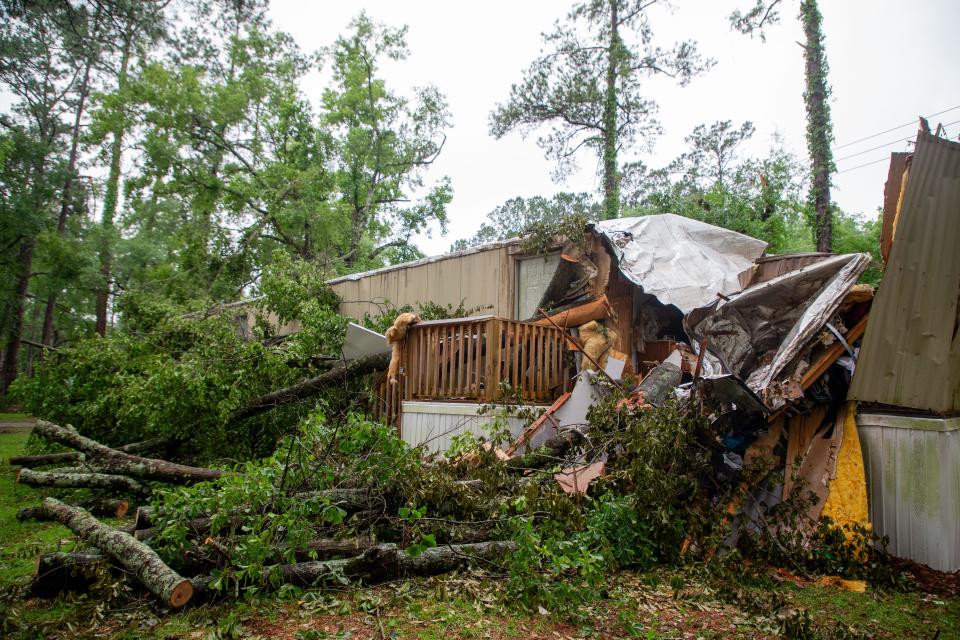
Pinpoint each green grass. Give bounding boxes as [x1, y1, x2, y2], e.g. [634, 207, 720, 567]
[0, 430, 70, 587]
[783, 580, 960, 638]
[0, 412, 31, 421]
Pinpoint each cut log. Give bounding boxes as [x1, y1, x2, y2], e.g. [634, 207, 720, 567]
[9, 451, 82, 467]
[17, 468, 147, 494]
[32, 420, 224, 483]
[230, 352, 391, 422]
[18, 498, 129, 521]
[193, 541, 515, 595]
[32, 551, 106, 598]
[134, 505, 154, 530]
[33, 498, 193, 608]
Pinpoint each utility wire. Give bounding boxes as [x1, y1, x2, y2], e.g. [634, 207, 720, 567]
[836, 156, 891, 174]
[833, 104, 960, 150]
[835, 119, 960, 163]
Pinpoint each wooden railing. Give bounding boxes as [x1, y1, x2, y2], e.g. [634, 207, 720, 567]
[403, 316, 569, 404]
[373, 371, 402, 431]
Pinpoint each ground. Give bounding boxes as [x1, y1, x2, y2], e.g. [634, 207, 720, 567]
[1, 426, 959, 639]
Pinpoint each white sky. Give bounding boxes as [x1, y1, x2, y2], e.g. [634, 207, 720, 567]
[271, 0, 960, 256]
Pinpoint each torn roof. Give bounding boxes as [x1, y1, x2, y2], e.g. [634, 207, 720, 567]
[593, 214, 768, 314]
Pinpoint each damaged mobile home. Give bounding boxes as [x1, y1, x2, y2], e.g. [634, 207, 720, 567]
[328, 125, 957, 572]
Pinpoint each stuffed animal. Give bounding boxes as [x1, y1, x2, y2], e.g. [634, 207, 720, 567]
[577, 320, 617, 371]
[385, 312, 420, 385]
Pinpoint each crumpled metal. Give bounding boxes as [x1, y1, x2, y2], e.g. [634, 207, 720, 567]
[685, 253, 871, 408]
[593, 214, 768, 314]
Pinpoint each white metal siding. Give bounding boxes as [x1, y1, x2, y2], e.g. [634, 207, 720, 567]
[856, 412, 960, 572]
[400, 401, 539, 454]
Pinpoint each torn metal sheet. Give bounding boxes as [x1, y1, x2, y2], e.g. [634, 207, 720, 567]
[341, 322, 391, 360]
[593, 214, 767, 314]
[695, 374, 768, 415]
[685, 253, 871, 409]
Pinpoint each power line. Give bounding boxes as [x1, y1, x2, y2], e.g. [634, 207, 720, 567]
[833, 104, 960, 150]
[836, 156, 891, 174]
[834, 119, 960, 163]
[834, 120, 960, 173]
[835, 133, 915, 162]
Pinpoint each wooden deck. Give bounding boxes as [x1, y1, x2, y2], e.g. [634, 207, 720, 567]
[374, 316, 570, 430]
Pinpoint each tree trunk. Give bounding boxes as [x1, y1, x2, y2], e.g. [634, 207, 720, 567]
[9, 450, 83, 467]
[95, 37, 132, 336]
[17, 468, 147, 494]
[230, 352, 391, 422]
[34, 498, 193, 607]
[32, 420, 225, 483]
[33, 551, 105, 598]
[19, 498, 129, 521]
[800, 0, 833, 252]
[41, 50, 95, 348]
[602, 0, 620, 221]
[193, 541, 515, 595]
[9, 436, 172, 468]
[0, 238, 35, 397]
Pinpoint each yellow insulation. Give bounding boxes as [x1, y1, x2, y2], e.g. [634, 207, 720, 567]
[821, 401, 870, 534]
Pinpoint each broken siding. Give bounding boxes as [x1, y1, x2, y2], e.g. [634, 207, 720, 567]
[849, 133, 960, 414]
[327, 241, 518, 320]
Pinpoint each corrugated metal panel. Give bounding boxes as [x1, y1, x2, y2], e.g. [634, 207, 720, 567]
[849, 133, 960, 414]
[400, 401, 538, 454]
[856, 412, 960, 571]
[329, 243, 518, 319]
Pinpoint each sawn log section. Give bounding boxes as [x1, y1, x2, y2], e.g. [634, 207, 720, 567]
[35, 498, 193, 608]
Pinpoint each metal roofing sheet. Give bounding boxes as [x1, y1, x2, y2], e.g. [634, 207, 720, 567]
[593, 214, 768, 314]
[849, 133, 960, 414]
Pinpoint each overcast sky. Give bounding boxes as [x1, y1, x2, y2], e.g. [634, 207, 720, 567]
[275, 1, 958, 255]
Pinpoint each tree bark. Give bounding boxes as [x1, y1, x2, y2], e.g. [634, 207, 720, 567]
[193, 541, 515, 595]
[601, 0, 620, 221]
[32, 420, 225, 483]
[41, 39, 97, 348]
[33, 551, 105, 598]
[34, 498, 193, 607]
[19, 498, 129, 521]
[230, 352, 391, 422]
[1, 239, 35, 397]
[10, 436, 172, 467]
[17, 468, 147, 494]
[9, 451, 82, 467]
[800, 0, 834, 252]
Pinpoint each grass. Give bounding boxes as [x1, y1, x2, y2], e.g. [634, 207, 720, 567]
[1, 427, 959, 639]
[0, 412, 31, 422]
[0, 430, 70, 586]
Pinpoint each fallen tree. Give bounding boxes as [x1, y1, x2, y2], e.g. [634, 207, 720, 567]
[17, 468, 147, 495]
[32, 498, 193, 608]
[230, 352, 391, 422]
[192, 541, 516, 595]
[9, 436, 173, 468]
[18, 498, 129, 521]
[32, 421, 224, 483]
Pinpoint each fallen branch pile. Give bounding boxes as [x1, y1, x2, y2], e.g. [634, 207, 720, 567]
[13, 420, 528, 609]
